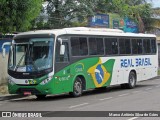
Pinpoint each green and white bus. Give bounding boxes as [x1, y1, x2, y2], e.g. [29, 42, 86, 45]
[2, 27, 158, 99]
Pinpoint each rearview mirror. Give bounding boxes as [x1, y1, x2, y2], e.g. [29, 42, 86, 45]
[58, 38, 62, 44]
[2, 48, 6, 58]
[58, 38, 66, 55]
[60, 45, 65, 55]
[1, 42, 11, 58]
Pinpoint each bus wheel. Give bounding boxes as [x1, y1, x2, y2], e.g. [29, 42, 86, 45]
[70, 77, 82, 97]
[36, 95, 46, 99]
[126, 71, 136, 89]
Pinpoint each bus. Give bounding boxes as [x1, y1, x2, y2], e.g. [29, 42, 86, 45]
[2, 27, 158, 99]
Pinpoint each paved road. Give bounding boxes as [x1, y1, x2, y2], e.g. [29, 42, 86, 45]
[0, 78, 160, 120]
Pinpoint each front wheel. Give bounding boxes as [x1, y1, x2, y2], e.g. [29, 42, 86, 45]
[69, 77, 82, 97]
[126, 71, 136, 89]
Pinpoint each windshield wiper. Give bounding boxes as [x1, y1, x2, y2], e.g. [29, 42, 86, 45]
[14, 53, 26, 71]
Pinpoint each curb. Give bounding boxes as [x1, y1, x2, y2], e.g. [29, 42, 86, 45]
[151, 76, 160, 79]
[0, 94, 25, 101]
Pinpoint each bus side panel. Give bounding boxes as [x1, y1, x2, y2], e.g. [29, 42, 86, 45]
[52, 54, 158, 94]
[8, 55, 157, 95]
[52, 57, 116, 94]
[112, 55, 158, 85]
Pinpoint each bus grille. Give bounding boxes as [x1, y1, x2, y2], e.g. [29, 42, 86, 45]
[16, 88, 41, 95]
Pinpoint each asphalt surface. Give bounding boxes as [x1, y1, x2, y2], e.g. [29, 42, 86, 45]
[0, 77, 160, 120]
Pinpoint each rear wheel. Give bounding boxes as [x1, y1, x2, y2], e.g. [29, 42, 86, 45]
[126, 71, 136, 89]
[69, 77, 82, 97]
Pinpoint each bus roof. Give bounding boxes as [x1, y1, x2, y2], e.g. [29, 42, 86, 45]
[15, 27, 156, 38]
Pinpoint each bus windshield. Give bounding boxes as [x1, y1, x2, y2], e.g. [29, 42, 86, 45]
[9, 38, 54, 72]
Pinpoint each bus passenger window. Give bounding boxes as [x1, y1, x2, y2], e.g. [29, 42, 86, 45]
[89, 37, 104, 55]
[125, 39, 131, 54]
[105, 38, 118, 55]
[151, 39, 156, 54]
[137, 39, 142, 54]
[132, 39, 142, 54]
[71, 37, 88, 56]
[143, 39, 151, 54]
[119, 38, 131, 54]
[119, 39, 125, 54]
[132, 39, 138, 54]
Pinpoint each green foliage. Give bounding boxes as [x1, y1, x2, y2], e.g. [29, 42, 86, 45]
[0, 0, 43, 33]
[33, 0, 155, 32]
[102, 0, 153, 32]
[151, 8, 160, 29]
[46, 0, 95, 29]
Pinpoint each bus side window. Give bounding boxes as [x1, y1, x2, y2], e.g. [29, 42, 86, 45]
[119, 38, 126, 54]
[71, 37, 88, 56]
[105, 38, 118, 55]
[119, 38, 131, 54]
[151, 39, 156, 54]
[125, 39, 131, 54]
[137, 39, 142, 54]
[89, 37, 104, 55]
[132, 39, 138, 54]
[55, 42, 69, 62]
[143, 39, 151, 54]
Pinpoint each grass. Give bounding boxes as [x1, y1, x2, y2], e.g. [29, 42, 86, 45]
[0, 83, 8, 95]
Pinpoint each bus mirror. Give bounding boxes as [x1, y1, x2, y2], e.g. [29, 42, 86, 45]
[1, 42, 11, 58]
[60, 45, 65, 55]
[2, 48, 6, 58]
[58, 38, 62, 45]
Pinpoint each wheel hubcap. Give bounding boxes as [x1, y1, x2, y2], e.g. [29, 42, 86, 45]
[74, 81, 82, 95]
[130, 75, 135, 87]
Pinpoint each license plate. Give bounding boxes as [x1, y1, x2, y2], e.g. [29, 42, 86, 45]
[24, 91, 31, 95]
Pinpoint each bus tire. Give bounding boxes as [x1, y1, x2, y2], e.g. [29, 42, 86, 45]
[69, 77, 82, 97]
[126, 71, 136, 89]
[36, 95, 46, 99]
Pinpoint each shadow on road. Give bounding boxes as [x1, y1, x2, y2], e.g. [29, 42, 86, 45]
[0, 94, 25, 101]
[1, 83, 156, 102]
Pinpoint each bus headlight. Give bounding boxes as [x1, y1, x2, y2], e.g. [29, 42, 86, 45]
[8, 77, 15, 85]
[40, 76, 52, 85]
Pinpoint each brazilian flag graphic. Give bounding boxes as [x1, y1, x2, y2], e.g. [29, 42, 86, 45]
[87, 58, 115, 87]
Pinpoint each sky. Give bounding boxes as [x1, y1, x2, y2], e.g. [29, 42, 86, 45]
[148, 0, 160, 8]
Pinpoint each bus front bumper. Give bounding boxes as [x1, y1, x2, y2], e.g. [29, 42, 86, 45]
[8, 83, 54, 95]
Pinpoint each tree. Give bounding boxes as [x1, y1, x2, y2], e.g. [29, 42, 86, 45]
[32, 0, 154, 32]
[86, 0, 153, 32]
[99, 0, 153, 32]
[0, 0, 43, 33]
[46, 0, 95, 29]
[152, 8, 160, 29]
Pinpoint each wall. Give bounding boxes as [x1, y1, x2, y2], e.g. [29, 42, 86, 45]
[0, 54, 8, 85]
